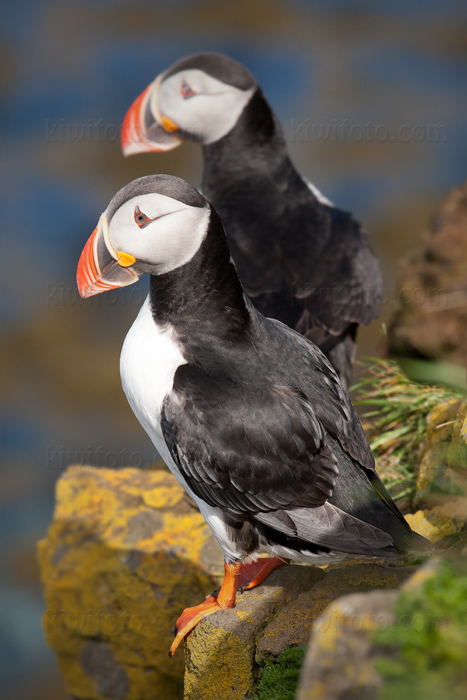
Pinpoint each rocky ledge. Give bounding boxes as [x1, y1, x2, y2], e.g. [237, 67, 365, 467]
[38, 398, 466, 699]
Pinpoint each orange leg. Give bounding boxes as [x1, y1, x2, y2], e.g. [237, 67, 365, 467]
[168, 557, 290, 656]
[169, 562, 241, 657]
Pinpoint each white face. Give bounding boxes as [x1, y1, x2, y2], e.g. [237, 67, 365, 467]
[154, 69, 255, 144]
[107, 193, 209, 275]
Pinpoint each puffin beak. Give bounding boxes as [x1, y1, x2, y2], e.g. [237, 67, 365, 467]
[121, 76, 184, 156]
[77, 214, 139, 299]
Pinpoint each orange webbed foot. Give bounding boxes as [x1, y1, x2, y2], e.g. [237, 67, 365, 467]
[169, 562, 242, 656]
[239, 557, 290, 591]
[168, 558, 290, 656]
[169, 594, 221, 657]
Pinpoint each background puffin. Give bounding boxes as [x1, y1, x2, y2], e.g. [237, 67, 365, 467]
[77, 174, 427, 656]
[121, 52, 383, 389]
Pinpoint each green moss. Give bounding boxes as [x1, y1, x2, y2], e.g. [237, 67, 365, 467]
[249, 646, 306, 700]
[374, 559, 467, 700]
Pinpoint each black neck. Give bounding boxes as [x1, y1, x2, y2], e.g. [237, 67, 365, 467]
[148, 208, 251, 354]
[202, 88, 290, 178]
[201, 87, 310, 211]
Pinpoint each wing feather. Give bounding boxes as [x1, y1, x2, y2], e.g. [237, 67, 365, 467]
[161, 368, 340, 515]
[255, 502, 394, 556]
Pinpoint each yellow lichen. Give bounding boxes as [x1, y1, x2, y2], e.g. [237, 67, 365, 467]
[184, 622, 254, 700]
[405, 509, 458, 542]
[38, 466, 221, 700]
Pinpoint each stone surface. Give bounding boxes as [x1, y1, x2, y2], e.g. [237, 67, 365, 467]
[295, 589, 398, 700]
[183, 561, 415, 700]
[254, 561, 414, 664]
[38, 465, 224, 700]
[388, 183, 467, 365]
[184, 565, 325, 700]
[295, 559, 444, 700]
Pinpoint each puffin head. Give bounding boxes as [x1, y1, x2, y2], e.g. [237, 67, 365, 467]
[77, 175, 208, 298]
[121, 52, 256, 155]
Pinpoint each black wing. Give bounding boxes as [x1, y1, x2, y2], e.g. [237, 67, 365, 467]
[162, 370, 340, 514]
[159, 314, 422, 556]
[160, 326, 375, 518]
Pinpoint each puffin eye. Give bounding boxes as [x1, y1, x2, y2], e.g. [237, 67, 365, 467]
[134, 206, 151, 228]
[180, 80, 196, 99]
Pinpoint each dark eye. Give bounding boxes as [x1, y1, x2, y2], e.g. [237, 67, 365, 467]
[134, 206, 150, 228]
[180, 80, 196, 99]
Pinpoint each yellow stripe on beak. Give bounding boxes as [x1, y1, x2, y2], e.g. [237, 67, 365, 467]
[160, 115, 179, 133]
[117, 251, 136, 267]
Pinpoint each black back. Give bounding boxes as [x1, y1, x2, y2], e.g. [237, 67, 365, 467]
[201, 87, 382, 386]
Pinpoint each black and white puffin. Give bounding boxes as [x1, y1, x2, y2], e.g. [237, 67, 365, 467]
[77, 175, 426, 656]
[121, 52, 383, 389]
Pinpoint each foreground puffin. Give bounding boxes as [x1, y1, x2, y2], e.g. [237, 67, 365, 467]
[121, 52, 383, 388]
[77, 175, 426, 656]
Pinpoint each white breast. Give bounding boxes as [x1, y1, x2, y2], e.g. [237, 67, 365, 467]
[120, 295, 187, 455]
[120, 295, 204, 505]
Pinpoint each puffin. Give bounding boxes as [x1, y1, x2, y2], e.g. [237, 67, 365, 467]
[121, 52, 383, 389]
[77, 174, 427, 656]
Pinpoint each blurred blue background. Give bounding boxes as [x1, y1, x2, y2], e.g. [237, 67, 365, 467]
[1, 1, 466, 697]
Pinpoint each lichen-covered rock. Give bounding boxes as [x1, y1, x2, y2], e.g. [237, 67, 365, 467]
[295, 589, 398, 700]
[295, 559, 446, 700]
[184, 565, 325, 700]
[405, 508, 459, 544]
[254, 561, 415, 664]
[38, 465, 223, 700]
[183, 561, 415, 700]
[405, 508, 461, 543]
[407, 399, 467, 550]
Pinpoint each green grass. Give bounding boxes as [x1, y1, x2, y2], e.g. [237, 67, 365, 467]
[352, 358, 464, 506]
[374, 558, 467, 700]
[249, 646, 306, 700]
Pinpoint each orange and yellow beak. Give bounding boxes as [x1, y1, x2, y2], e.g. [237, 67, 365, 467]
[77, 215, 139, 298]
[121, 76, 184, 156]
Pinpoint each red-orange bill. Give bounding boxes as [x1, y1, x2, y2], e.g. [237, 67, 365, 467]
[77, 223, 138, 298]
[121, 81, 183, 155]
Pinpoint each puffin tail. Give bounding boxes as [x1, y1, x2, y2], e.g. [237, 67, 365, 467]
[367, 470, 433, 554]
[402, 525, 433, 555]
